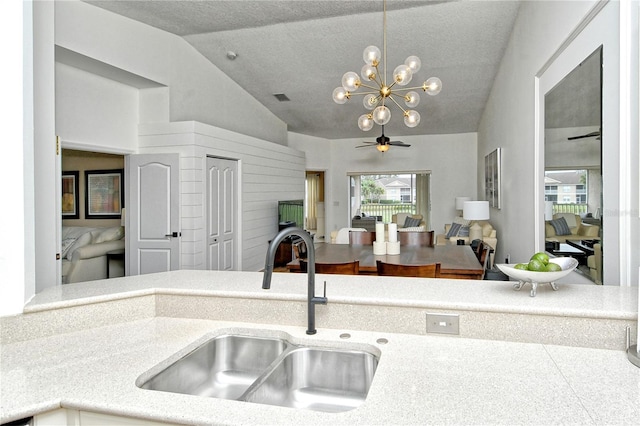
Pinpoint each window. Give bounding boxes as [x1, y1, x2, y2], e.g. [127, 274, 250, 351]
[545, 169, 589, 212]
[349, 172, 431, 228]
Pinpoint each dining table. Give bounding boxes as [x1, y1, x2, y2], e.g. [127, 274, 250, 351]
[286, 243, 484, 280]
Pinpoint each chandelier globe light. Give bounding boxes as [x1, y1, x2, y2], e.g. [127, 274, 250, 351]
[332, 0, 442, 132]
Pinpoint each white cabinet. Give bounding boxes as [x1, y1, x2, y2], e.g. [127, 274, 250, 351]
[34, 409, 179, 426]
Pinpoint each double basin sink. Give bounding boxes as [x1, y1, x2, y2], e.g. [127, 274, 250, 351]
[137, 332, 379, 413]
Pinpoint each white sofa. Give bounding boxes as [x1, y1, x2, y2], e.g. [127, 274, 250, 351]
[61, 226, 125, 284]
[545, 213, 600, 243]
[391, 213, 426, 229]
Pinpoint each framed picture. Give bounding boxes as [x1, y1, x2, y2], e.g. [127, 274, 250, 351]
[485, 148, 501, 209]
[62, 171, 80, 219]
[85, 169, 124, 219]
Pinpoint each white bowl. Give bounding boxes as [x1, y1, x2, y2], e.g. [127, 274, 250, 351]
[496, 257, 579, 284]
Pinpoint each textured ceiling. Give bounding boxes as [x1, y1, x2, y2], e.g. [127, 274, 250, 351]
[84, 0, 522, 140]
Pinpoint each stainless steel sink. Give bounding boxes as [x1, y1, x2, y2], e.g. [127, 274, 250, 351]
[139, 335, 287, 399]
[138, 333, 378, 412]
[243, 347, 378, 413]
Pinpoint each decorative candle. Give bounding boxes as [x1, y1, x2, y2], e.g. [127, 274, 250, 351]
[373, 241, 387, 255]
[375, 222, 385, 242]
[386, 241, 400, 255]
[388, 223, 398, 242]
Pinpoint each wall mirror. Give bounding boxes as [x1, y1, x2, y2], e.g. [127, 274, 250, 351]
[543, 46, 603, 284]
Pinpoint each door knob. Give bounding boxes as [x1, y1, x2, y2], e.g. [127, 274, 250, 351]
[165, 232, 181, 237]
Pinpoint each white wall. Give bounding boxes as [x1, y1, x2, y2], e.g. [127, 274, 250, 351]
[478, 0, 602, 267]
[139, 122, 306, 272]
[54, 0, 287, 145]
[56, 63, 139, 151]
[289, 132, 478, 235]
[0, 0, 32, 315]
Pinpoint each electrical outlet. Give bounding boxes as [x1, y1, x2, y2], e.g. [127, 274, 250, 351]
[426, 313, 459, 335]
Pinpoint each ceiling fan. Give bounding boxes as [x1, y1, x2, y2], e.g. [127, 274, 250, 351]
[567, 130, 601, 140]
[355, 126, 411, 152]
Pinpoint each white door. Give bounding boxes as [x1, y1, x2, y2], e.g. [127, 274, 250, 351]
[126, 154, 180, 275]
[207, 157, 238, 270]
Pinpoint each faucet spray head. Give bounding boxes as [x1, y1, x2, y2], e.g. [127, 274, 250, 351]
[262, 264, 273, 289]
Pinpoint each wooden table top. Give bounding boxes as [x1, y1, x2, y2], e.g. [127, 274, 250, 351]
[287, 243, 484, 279]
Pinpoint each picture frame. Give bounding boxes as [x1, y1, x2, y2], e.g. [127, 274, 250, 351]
[485, 148, 501, 209]
[85, 169, 124, 219]
[62, 171, 80, 219]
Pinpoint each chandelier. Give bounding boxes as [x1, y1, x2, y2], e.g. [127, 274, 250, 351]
[332, 0, 442, 131]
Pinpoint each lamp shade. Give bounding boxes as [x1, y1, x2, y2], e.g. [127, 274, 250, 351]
[455, 196, 471, 210]
[463, 201, 490, 221]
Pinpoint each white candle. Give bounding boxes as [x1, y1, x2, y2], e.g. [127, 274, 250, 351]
[375, 222, 385, 242]
[388, 223, 398, 242]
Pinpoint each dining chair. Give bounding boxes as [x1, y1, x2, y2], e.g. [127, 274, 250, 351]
[475, 241, 486, 263]
[292, 239, 307, 260]
[349, 230, 376, 245]
[375, 261, 441, 278]
[300, 260, 360, 275]
[398, 230, 434, 247]
[479, 245, 491, 279]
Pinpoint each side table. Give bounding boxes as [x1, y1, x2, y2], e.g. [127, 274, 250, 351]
[106, 249, 125, 278]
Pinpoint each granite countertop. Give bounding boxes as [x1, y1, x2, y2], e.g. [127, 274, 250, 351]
[1, 271, 639, 424]
[2, 317, 639, 425]
[23, 270, 639, 319]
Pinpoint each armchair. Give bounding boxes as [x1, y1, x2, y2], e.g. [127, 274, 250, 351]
[587, 243, 602, 285]
[436, 220, 497, 266]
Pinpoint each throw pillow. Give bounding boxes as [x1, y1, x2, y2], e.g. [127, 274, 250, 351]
[555, 213, 577, 227]
[65, 231, 93, 260]
[403, 216, 422, 228]
[445, 223, 462, 239]
[550, 217, 572, 236]
[61, 238, 76, 258]
[93, 226, 125, 244]
[398, 226, 426, 232]
[458, 226, 470, 237]
[452, 217, 471, 226]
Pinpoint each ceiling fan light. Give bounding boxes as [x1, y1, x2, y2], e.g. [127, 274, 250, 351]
[363, 45, 381, 66]
[342, 71, 361, 92]
[372, 105, 391, 125]
[404, 110, 420, 128]
[363, 94, 378, 110]
[377, 144, 390, 152]
[393, 65, 412, 86]
[405, 56, 421, 73]
[424, 77, 442, 96]
[332, 87, 349, 104]
[358, 114, 374, 131]
[404, 91, 420, 108]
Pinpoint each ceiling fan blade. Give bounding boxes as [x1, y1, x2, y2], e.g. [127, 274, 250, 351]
[567, 131, 600, 140]
[355, 144, 377, 148]
[389, 141, 411, 147]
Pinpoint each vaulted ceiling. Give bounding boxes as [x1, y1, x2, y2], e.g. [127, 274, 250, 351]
[84, 0, 521, 140]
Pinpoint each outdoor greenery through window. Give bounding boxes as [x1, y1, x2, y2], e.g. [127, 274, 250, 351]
[349, 173, 430, 227]
[544, 169, 589, 215]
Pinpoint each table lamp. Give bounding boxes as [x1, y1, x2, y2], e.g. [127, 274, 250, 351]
[455, 197, 471, 217]
[463, 201, 490, 242]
